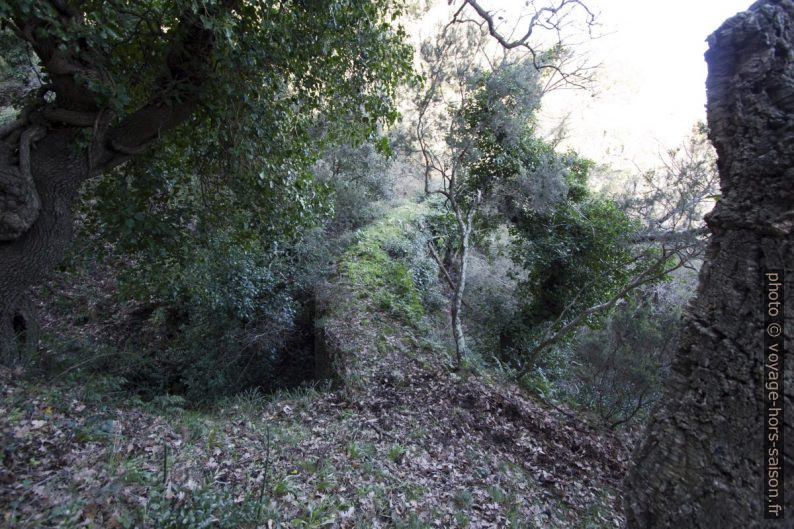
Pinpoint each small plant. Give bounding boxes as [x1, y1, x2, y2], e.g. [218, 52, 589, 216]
[394, 512, 431, 529]
[487, 485, 507, 504]
[519, 369, 554, 398]
[120, 457, 146, 485]
[347, 440, 365, 460]
[387, 443, 407, 463]
[231, 387, 268, 415]
[453, 489, 474, 510]
[272, 475, 298, 497]
[291, 497, 344, 528]
[145, 480, 259, 529]
[453, 510, 471, 527]
[149, 394, 187, 414]
[316, 474, 337, 493]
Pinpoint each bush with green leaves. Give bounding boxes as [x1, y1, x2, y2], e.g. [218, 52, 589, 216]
[62, 128, 413, 404]
[491, 154, 658, 369]
[564, 291, 681, 428]
[314, 141, 396, 234]
[510, 196, 639, 327]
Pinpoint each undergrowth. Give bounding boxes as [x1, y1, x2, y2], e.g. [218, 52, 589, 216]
[341, 201, 441, 328]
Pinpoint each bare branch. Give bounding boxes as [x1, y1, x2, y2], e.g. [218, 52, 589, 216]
[452, 0, 598, 90]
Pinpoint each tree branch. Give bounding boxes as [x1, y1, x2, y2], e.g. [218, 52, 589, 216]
[516, 250, 678, 379]
[452, 0, 598, 90]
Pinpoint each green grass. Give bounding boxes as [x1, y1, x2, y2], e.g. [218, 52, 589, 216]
[341, 203, 428, 326]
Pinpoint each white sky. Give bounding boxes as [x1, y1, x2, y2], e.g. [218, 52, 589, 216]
[412, 0, 753, 173]
[536, 0, 752, 171]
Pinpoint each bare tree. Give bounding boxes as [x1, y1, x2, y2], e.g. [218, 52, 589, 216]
[449, 0, 599, 91]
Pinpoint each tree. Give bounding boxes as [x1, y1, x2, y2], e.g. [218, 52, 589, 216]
[415, 0, 599, 367]
[625, 2, 794, 526]
[505, 168, 655, 372]
[501, 124, 719, 378]
[0, 0, 413, 362]
[415, 20, 550, 366]
[442, 2, 718, 382]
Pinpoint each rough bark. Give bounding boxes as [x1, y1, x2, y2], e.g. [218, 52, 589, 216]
[624, 1, 794, 527]
[0, 129, 85, 363]
[0, 4, 230, 362]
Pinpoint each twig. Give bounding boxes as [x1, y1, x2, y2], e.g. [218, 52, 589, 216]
[255, 423, 271, 521]
[162, 442, 168, 486]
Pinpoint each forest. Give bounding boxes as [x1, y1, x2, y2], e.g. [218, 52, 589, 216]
[0, 0, 791, 528]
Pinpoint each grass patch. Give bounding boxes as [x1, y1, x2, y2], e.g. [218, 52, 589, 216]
[341, 203, 431, 327]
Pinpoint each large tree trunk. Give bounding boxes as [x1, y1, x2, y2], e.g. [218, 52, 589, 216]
[0, 2, 224, 362]
[624, 1, 794, 527]
[0, 129, 87, 364]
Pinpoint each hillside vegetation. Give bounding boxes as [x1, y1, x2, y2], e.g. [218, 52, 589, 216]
[3, 1, 780, 528]
[2, 202, 629, 529]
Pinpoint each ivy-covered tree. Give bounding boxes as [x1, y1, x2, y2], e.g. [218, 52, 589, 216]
[504, 141, 716, 377]
[0, 0, 414, 361]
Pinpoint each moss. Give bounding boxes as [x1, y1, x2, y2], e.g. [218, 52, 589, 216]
[341, 203, 429, 327]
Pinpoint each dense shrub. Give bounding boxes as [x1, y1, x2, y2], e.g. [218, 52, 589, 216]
[478, 152, 650, 370]
[562, 286, 683, 428]
[54, 139, 399, 404]
[314, 142, 395, 234]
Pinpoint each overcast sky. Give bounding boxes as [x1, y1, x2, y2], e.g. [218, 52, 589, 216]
[413, 0, 753, 173]
[535, 0, 753, 171]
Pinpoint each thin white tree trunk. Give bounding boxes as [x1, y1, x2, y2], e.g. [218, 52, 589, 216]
[451, 227, 470, 366]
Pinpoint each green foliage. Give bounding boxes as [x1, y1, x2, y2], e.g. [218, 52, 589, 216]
[6, 0, 416, 402]
[145, 480, 260, 529]
[315, 141, 395, 234]
[510, 196, 639, 326]
[67, 130, 405, 403]
[342, 203, 439, 325]
[0, 29, 30, 85]
[518, 369, 555, 399]
[387, 443, 407, 462]
[565, 294, 680, 428]
[491, 154, 655, 367]
[2, 0, 414, 134]
[456, 58, 544, 202]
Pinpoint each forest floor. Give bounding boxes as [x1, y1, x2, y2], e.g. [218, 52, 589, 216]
[1, 203, 630, 529]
